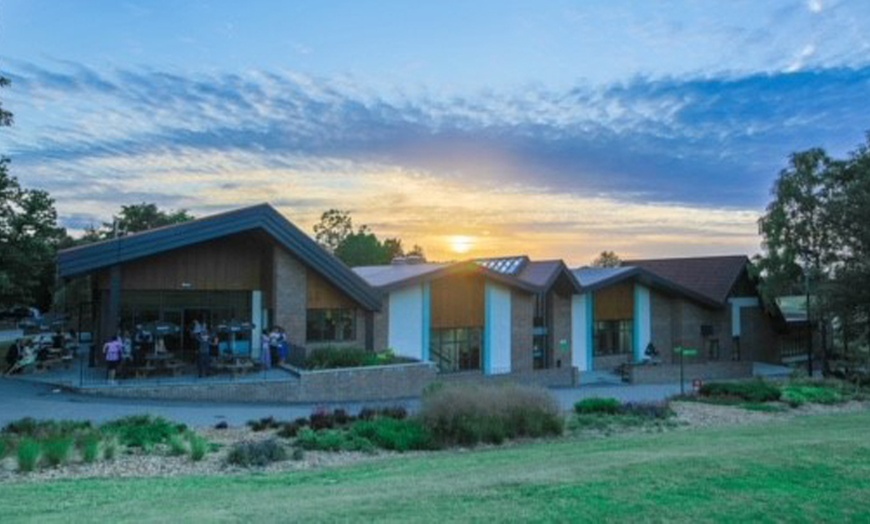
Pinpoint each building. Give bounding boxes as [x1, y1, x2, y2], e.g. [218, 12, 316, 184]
[353, 255, 580, 378]
[57, 204, 381, 361]
[571, 256, 782, 373]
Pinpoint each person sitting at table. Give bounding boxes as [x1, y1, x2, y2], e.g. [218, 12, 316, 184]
[5, 339, 21, 374]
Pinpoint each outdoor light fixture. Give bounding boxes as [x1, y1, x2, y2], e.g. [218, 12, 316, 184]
[181, 282, 192, 289]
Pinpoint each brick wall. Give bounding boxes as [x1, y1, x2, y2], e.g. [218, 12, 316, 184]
[627, 360, 753, 384]
[511, 290, 534, 372]
[551, 292, 572, 369]
[372, 296, 389, 352]
[76, 362, 437, 403]
[740, 306, 781, 364]
[273, 246, 307, 347]
[437, 366, 576, 388]
[650, 290, 673, 358]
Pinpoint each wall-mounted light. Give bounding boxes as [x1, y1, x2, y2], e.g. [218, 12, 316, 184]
[181, 282, 193, 289]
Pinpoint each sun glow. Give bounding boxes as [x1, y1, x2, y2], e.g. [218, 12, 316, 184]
[449, 235, 476, 254]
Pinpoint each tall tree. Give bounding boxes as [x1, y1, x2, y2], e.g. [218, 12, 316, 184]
[313, 209, 354, 252]
[110, 203, 193, 234]
[0, 77, 67, 310]
[591, 250, 621, 268]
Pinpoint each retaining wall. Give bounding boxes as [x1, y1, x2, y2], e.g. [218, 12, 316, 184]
[627, 360, 753, 384]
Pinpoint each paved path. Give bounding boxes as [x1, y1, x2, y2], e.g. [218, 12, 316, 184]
[0, 376, 696, 429]
[0, 361, 792, 428]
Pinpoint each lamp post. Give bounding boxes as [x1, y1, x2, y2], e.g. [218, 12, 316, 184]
[800, 250, 814, 378]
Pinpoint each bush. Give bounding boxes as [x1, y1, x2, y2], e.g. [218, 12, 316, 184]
[419, 384, 563, 447]
[295, 428, 376, 453]
[0, 438, 7, 459]
[350, 418, 435, 452]
[168, 434, 188, 456]
[574, 397, 622, 415]
[247, 416, 279, 432]
[103, 438, 118, 461]
[620, 402, 673, 419]
[782, 385, 843, 407]
[226, 439, 287, 467]
[3, 418, 93, 440]
[699, 380, 781, 403]
[42, 436, 74, 467]
[81, 434, 101, 463]
[188, 435, 208, 462]
[304, 347, 401, 370]
[101, 415, 186, 451]
[17, 438, 40, 472]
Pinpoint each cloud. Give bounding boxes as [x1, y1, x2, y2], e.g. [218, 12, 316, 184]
[2, 61, 868, 261]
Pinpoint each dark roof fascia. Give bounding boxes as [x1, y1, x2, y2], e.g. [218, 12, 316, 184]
[377, 261, 540, 294]
[533, 261, 583, 294]
[579, 267, 723, 309]
[57, 203, 381, 311]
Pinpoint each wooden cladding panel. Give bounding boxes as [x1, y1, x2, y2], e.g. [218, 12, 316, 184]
[98, 236, 266, 291]
[307, 270, 356, 309]
[431, 274, 485, 329]
[595, 281, 634, 321]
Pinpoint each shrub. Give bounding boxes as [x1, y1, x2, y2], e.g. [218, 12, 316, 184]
[277, 421, 303, 439]
[188, 435, 208, 462]
[81, 434, 101, 463]
[101, 415, 186, 451]
[699, 380, 781, 403]
[226, 439, 287, 467]
[291, 448, 305, 461]
[782, 385, 843, 407]
[304, 347, 402, 370]
[17, 438, 40, 472]
[42, 436, 74, 467]
[419, 384, 563, 447]
[247, 416, 279, 432]
[3, 418, 93, 440]
[350, 418, 435, 452]
[295, 428, 376, 453]
[168, 434, 188, 456]
[620, 402, 673, 419]
[103, 438, 118, 461]
[574, 397, 622, 415]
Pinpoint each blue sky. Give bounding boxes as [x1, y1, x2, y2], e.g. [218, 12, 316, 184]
[2, 0, 869, 263]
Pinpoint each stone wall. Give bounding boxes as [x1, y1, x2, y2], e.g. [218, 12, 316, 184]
[627, 360, 753, 384]
[511, 290, 534, 373]
[75, 361, 437, 404]
[437, 366, 576, 388]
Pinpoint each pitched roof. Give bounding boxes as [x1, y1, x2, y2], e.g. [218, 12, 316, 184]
[622, 255, 750, 305]
[57, 203, 381, 311]
[572, 265, 723, 309]
[353, 260, 541, 293]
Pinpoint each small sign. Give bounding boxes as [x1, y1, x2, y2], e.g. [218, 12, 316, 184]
[675, 347, 698, 357]
[559, 339, 569, 353]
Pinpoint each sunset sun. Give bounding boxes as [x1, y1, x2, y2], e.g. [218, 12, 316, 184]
[449, 235, 476, 255]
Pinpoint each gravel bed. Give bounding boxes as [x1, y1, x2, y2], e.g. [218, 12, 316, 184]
[1, 401, 867, 484]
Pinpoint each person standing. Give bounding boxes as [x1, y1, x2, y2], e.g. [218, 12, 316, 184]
[197, 330, 211, 378]
[103, 335, 123, 384]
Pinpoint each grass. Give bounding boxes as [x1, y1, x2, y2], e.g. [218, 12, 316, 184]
[2, 411, 870, 521]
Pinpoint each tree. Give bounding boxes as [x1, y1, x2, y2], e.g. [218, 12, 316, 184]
[111, 203, 193, 234]
[0, 77, 67, 310]
[313, 209, 354, 253]
[591, 251, 621, 268]
[312, 209, 424, 267]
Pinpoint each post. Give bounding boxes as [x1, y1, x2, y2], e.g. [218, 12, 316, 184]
[805, 270, 813, 377]
[678, 346, 685, 395]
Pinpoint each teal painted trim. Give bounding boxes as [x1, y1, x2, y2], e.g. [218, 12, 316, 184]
[484, 283, 493, 375]
[633, 285, 641, 362]
[422, 283, 431, 361]
[586, 292, 594, 371]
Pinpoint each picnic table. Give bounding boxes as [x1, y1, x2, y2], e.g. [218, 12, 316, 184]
[211, 356, 256, 378]
[133, 352, 185, 378]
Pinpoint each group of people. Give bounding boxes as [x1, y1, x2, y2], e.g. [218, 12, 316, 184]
[5, 329, 77, 375]
[260, 326, 289, 369]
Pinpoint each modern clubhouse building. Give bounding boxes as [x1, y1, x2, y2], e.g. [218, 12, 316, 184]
[57, 204, 786, 384]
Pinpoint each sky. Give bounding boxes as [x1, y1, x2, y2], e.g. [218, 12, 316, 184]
[2, 0, 870, 264]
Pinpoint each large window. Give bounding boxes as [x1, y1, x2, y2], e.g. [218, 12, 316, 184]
[594, 320, 633, 356]
[306, 309, 356, 343]
[430, 327, 483, 373]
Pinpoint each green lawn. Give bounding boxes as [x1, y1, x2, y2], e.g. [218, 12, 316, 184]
[3, 411, 870, 523]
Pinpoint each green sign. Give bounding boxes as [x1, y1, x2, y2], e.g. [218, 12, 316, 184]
[675, 347, 698, 357]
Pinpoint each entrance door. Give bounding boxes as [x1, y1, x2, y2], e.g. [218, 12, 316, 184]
[161, 309, 184, 356]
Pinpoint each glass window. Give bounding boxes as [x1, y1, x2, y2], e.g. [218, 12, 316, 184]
[306, 309, 356, 343]
[594, 320, 633, 356]
[430, 327, 483, 372]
